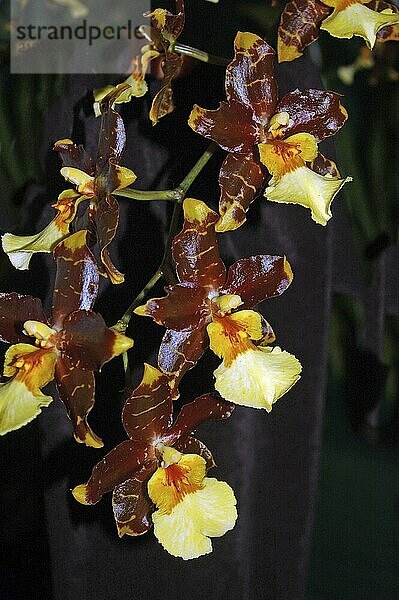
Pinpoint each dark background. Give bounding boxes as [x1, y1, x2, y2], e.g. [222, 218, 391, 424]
[0, 1, 398, 598]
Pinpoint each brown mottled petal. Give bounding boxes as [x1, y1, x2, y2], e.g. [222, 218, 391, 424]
[277, 0, 330, 63]
[150, 53, 183, 126]
[52, 230, 99, 330]
[369, 0, 399, 41]
[73, 440, 151, 505]
[0, 293, 47, 344]
[53, 139, 94, 174]
[55, 356, 102, 448]
[188, 101, 259, 154]
[146, 0, 185, 43]
[223, 255, 293, 309]
[122, 364, 173, 441]
[163, 394, 235, 446]
[309, 152, 341, 177]
[174, 436, 216, 471]
[58, 310, 133, 371]
[135, 283, 209, 330]
[158, 326, 208, 393]
[112, 462, 157, 537]
[172, 198, 226, 291]
[276, 89, 348, 142]
[95, 100, 126, 175]
[217, 152, 266, 233]
[226, 31, 277, 123]
[92, 193, 124, 284]
[163, 0, 185, 40]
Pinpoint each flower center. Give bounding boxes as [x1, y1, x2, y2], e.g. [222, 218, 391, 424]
[23, 320, 57, 349]
[150, 447, 206, 514]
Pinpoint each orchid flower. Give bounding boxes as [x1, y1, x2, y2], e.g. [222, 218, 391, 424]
[72, 363, 237, 559]
[2, 88, 136, 284]
[143, 0, 185, 125]
[0, 231, 133, 447]
[189, 32, 351, 231]
[278, 0, 399, 63]
[135, 198, 301, 410]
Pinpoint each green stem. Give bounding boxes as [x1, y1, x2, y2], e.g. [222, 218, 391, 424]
[174, 43, 230, 66]
[113, 141, 218, 334]
[114, 270, 162, 334]
[114, 188, 181, 201]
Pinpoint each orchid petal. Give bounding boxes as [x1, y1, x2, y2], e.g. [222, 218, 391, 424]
[213, 346, 302, 411]
[172, 198, 226, 291]
[0, 344, 56, 435]
[278, 0, 330, 62]
[320, 4, 399, 48]
[264, 165, 352, 225]
[216, 152, 266, 233]
[122, 364, 173, 442]
[226, 31, 277, 123]
[148, 454, 237, 560]
[2, 191, 82, 270]
[188, 101, 259, 154]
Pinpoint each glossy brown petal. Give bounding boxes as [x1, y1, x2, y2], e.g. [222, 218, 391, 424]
[158, 326, 208, 393]
[309, 152, 341, 177]
[52, 230, 99, 330]
[174, 436, 215, 471]
[163, 394, 235, 446]
[53, 139, 94, 174]
[223, 255, 293, 309]
[58, 310, 133, 371]
[92, 193, 124, 284]
[226, 32, 277, 123]
[145, 0, 185, 43]
[112, 462, 157, 537]
[276, 89, 348, 142]
[95, 97, 126, 176]
[217, 152, 266, 233]
[135, 283, 209, 330]
[188, 101, 259, 154]
[149, 53, 183, 125]
[73, 440, 151, 505]
[277, 0, 330, 63]
[369, 0, 399, 41]
[122, 364, 173, 442]
[0, 293, 46, 344]
[172, 198, 226, 291]
[55, 356, 102, 448]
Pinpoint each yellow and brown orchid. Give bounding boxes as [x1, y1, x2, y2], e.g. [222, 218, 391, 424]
[72, 363, 237, 559]
[53, 89, 136, 284]
[189, 32, 351, 231]
[2, 89, 135, 283]
[143, 0, 185, 125]
[134, 198, 301, 410]
[278, 0, 399, 63]
[0, 231, 133, 447]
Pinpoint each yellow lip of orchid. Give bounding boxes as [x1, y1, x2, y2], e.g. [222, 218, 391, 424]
[147, 452, 237, 560]
[265, 167, 352, 226]
[258, 132, 352, 225]
[0, 343, 56, 436]
[206, 308, 302, 410]
[1, 190, 83, 271]
[320, 1, 399, 48]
